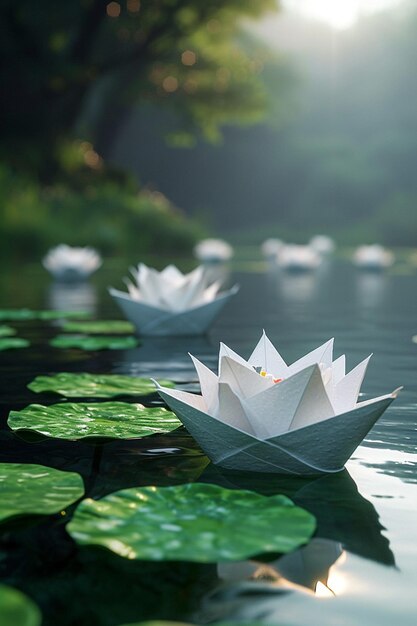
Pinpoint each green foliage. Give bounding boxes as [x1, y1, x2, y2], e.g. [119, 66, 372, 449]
[67, 483, 316, 562]
[1, 0, 277, 177]
[0, 166, 204, 263]
[50, 334, 139, 350]
[0, 585, 42, 626]
[28, 372, 173, 399]
[0, 325, 16, 337]
[0, 463, 84, 523]
[8, 402, 181, 441]
[0, 308, 90, 320]
[61, 320, 135, 334]
[0, 337, 30, 351]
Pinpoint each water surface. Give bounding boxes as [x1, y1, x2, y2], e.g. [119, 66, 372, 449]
[0, 258, 416, 625]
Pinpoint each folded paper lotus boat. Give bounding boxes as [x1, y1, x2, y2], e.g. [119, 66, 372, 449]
[155, 333, 400, 475]
[194, 238, 234, 263]
[353, 244, 394, 270]
[43, 244, 102, 281]
[109, 263, 238, 336]
[276, 244, 321, 272]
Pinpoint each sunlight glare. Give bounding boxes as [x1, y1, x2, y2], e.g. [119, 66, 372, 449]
[284, 0, 403, 30]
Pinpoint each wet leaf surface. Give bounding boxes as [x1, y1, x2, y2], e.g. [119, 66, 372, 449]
[0, 463, 84, 523]
[8, 402, 181, 441]
[62, 320, 135, 334]
[28, 372, 173, 398]
[50, 334, 140, 350]
[0, 584, 42, 626]
[67, 483, 316, 562]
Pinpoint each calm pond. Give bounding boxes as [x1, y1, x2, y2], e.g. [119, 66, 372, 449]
[0, 258, 416, 625]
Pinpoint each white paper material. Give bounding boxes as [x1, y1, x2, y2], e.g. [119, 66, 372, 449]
[109, 284, 238, 337]
[353, 245, 394, 269]
[42, 244, 102, 281]
[194, 238, 233, 262]
[154, 333, 400, 474]
[276, 244, 321, 271]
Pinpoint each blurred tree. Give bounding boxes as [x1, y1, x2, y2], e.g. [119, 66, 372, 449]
[1, 0, 277, 180]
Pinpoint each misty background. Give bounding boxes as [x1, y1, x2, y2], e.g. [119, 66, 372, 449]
[104, 0, 417, 245]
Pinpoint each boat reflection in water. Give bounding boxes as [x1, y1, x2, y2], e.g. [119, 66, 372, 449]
[47, 280, 97, 316]
[196, 467, 395, 625]
[200, 465, 394, 567]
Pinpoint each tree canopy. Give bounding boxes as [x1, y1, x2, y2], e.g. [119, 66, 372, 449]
[1, 0, 277, 179]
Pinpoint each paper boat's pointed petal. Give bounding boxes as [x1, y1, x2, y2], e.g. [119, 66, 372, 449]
[287, 338, 334, 376]
[218, 342, 249, 373]
[355, 387, 401, 409]
[157, 387, 256, 463]
[248, 330, 288, 378]
[201, 280, 222, 303]
[216, 383, 256, 434]
[332, 354, 346, 385]
[156, 384, 207, 412]
[110, 289, 236, 336]
[189, 354, 219, 412]
[241, 364, 333, 439]
[333, 355, 372, 413]
[219, 355, 274, 398]
[160, 264, 184, 282]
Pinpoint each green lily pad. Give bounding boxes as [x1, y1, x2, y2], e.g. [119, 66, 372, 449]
[0, 325, 16, 337]
[0, 585, 42, 626]
[67, 483, 316, 562]
[62, 320, 135, 334]
[28, 372, 173, 398]
[0, 309, 89, 321]
[37, 310, 90, 320]
[50, 334, 139, 350]
[0, 463, 84, 523]
[0, 337, 30, 351]
[8, 402, 181, 441]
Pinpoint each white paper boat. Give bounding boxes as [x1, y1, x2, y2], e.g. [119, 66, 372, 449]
[110, 286, 238, 336]
[42, 244, 102, 281]
[309, 235, 335, 255]
[261, 238, 284, 260]
[155, 333, 400, 474]
[109, 263, 238, 336]
[276, 245, 321, 272]
[194, 239, 234, 263]
[353, 245, 394, 270]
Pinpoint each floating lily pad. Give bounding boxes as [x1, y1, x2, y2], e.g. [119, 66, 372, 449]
[67, 483, 316, 562]
[0, 325, 16, 337]
[0, 309, 36, 321]
[62, 320, 135, 334]
[0, 337, 30, 351]
[37, 310, 90, 320]
[8, 402, 181, 441]
[0, 309, 89, 321]
[0, 463, 84, 523]
[0, 585, 42, 626]
[28, 372, 173, 398]
[50, 334, 139, 350]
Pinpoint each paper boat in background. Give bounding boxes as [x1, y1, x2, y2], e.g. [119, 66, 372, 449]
[194, 238, 234, 263]
[156, 333, 400, 474]
[261, 238, 284, 260]
[43, 244, 102, 281]
[353, 245, 394, 270]
[276, 244, 321, 272]
[110, 264, 238, 336]
[309, 235, 335, 255]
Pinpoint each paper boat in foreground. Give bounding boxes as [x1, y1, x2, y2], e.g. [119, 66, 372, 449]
[155, 333, 400, 474]
[109, 264, 238, 336]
